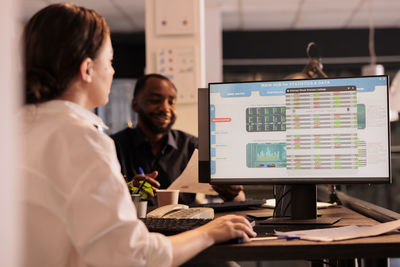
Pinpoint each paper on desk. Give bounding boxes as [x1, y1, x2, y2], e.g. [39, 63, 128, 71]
[167, 150, 218, 195]
[262, 199, 337, 209]
[275, 219, 400, 242]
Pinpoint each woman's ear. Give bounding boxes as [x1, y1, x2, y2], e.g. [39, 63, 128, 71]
[79, 57, 94, 83]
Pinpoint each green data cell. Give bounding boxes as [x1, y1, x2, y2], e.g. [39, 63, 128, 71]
[246, 107, 286, 132]
[357, 104, 366, 129]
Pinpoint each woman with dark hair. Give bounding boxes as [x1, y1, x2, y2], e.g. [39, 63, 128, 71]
[21, 3, 256, 267]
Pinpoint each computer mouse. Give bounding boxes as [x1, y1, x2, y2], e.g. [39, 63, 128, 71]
[222, 237, 243, 245]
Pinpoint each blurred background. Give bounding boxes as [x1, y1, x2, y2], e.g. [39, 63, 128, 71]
[20, 0, 400, 212]
[7, 1, 399, 266]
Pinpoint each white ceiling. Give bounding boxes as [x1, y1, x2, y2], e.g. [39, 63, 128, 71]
[20, 0, 400, 32]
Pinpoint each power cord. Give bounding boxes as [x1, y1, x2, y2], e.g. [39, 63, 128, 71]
[273, 185, 292, 218]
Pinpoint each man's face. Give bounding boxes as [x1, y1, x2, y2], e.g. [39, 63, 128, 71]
[133, 77, 177, 134]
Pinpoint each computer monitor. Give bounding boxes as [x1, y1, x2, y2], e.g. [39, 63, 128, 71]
[200, 76, 391, 223]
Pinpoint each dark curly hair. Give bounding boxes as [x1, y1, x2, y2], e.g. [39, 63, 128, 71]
[24, 3, 109, 104]
[133, 73, 177, 99]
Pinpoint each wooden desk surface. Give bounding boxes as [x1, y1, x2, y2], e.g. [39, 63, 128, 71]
[191, 205, 400, 262]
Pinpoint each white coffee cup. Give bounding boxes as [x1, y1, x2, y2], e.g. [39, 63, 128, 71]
[156, 189, 180, 207]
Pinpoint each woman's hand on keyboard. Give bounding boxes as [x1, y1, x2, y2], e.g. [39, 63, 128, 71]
[168, 214, 256, 266]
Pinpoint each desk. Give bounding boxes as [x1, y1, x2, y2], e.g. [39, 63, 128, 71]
[190, 205, 400, 262]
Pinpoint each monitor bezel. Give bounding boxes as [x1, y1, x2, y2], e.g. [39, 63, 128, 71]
[206, 75, 392, 185]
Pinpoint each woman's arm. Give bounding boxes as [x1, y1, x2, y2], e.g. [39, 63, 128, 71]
[168, 215, 256, 266]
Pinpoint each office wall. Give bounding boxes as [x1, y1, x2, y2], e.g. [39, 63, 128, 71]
[111, 1, 223, 136]
[110, 28, 400, 134]
[174, 1, 223, 136]
[223, 29, 400, 59]
[112, 28, 400, 78]
[111, 33, 145, 78]
[223, 28, 400, 74]
[0, 1, 21, 266]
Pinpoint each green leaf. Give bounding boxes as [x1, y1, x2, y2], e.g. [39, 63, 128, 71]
[128, 180, 154, 200]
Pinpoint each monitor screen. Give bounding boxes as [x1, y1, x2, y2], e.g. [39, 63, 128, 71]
[207, 76, 391, 185]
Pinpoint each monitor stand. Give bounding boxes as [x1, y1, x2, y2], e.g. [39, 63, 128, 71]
[261, 184, 340, 225]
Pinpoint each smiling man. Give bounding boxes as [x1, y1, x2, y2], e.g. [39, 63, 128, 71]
[111, 73, 244, 206]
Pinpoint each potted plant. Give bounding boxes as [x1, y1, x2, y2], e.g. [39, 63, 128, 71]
[127, 180, 154, 218]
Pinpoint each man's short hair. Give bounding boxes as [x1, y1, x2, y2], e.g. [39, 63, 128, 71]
[133, 73, 176, 98]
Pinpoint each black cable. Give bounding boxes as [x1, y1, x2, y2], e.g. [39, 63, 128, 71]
[273, 185, 292, 217]
[273, 185, 291, 217]
[281, 196, 292, 218]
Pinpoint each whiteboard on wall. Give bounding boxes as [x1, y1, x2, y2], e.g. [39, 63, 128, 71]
[155, 0, 195, 35]
[156, 46, 197, 103]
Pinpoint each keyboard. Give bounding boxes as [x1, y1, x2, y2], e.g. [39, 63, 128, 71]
[141, 217, 212, 235]
[190, 199, 266, 212]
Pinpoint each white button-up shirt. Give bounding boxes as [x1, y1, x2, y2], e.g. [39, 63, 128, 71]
[21, 100, 172, 267]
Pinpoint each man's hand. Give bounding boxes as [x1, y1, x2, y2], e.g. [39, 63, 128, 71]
[211, 185, 245, 202]
[133, 171, 160, 191]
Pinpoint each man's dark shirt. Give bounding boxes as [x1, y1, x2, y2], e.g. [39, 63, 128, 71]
[110, 127, 198, 205]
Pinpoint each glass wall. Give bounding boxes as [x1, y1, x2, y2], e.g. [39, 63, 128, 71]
[97, 79, 137, 135]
